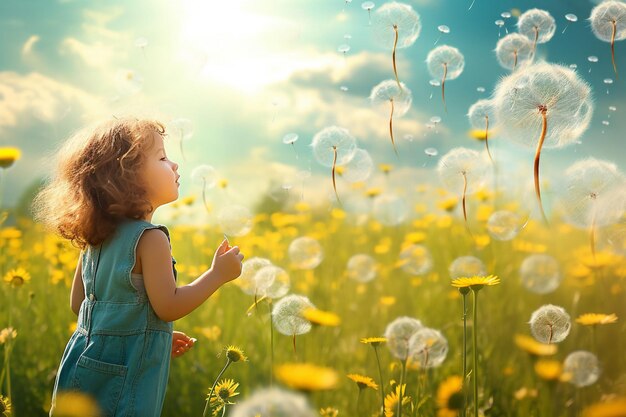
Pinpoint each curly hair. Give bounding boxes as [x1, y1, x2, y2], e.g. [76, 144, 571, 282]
[32, 117, 166, 249]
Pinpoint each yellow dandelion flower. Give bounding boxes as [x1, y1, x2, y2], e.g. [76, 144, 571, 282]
[451, 275, 500, 291]
[302, 308, 341, 327]
[436, 376, 463, 417]
[361, 337, 387, 346]
[379, 296, 396, 306]
[534, 359, 562, 381]
[514, 334, 557, 356]
[379, 163, 394, 174]
[0, 327, 17, 345]
[3, 267, 31, 288]
[0, 394, 11, 417]
[437, 197, 458, 212]
[209, 378, 240, 415]
[180, 195, 196, 206]
[365, 188, 382, 198]
[335, 166, 345, 176]
[468, 128, 487, 141]
[384, 384, 411, 417]
[52, 391, 101, 416]
[0, 147, 21, 169]
[224, 345, 247, 363]
[274, 363, 338, 391]
[576, 313, 618, 326]
[514, 387, 538, 400]
[320, 407, 339, 417]
[218, 178, 228, 189]
[347, 373, 378, 390]
[582, 397, 626, 417]
[580, 252, 618, 270]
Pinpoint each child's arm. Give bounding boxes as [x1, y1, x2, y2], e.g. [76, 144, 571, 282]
[138, 229, 243, 322]
[70, 252, 85, 315]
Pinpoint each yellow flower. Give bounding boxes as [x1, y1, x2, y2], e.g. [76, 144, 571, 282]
[580, 252, 619, 270]
[582, 397, 626, 417]
[347, 373, 378, 390]
[380, 296, 396, 306]
[218, 178, 228, 189]
[437, 197, 458, 212]
[0, 394, 11, 417]
[0, 147, 21, 169]
[514, 334, 557, 357]
[436, 376, 463, 417]
[468, 128, 487, 141]
[384, 384, 411, 417]
[50, 391, 101, 416]
[0, 328, 17, 345]
[576, 313, 618, 326]
[379, 163, 394, 174]
[274, 363, 338, 391]
[302, 308, 341, 327]
[3, 267, 31, 288]
[320, 407, 339, 417]
[223, 345, 247, 363]
[209, 378, 240, 415]
[180, 195, 196, 206]
[365, 188, 382, 198]
[451, 275, 500, 291]
[361, 337, 387, 347]
[534, 359, 562, 381]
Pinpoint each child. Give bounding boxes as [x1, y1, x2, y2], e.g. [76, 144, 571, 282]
[33, 118, 244, 416]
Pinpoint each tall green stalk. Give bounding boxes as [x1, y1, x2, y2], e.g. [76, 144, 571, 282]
[461, 289, 469, 417]
[472, 289, 479, 417]
[373, 345, 386, 417]
[397, 359, 407, 417]
[203, 358, 231, 417]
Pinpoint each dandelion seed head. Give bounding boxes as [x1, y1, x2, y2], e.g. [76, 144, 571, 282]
[426, 45, 465, 80]
[272, 294, 315, 336]
[487, 210, 522, 241]
[468, 99, 497, 130]
[372, 2, 421, 49]
[520, 254, 562, 294]
[384, 316, 423, 360]
[218, 205, 253, 237]
[408, 327, 448, 368]
[590, 1, 626, 43]
[437, 147, 489, 194]
[257, 265, 290, 299]
[342, 149, 374, 183]
[529, 304, 571, 344]
[372, 194, 409, 226]
[288, 237, 324, 270]
[190, 164, 217, 188]
[230, 387, 316, 417]
[495, 33, 534, 70]
[346, 254, 378, 283]
[370, 80, 413, 117]
[563, 350, 601, 387]
[517, 9, 556, 44]
[238, 257, 273, 296]
[398, 244, 433, 275]
[311, 126, 357, 168]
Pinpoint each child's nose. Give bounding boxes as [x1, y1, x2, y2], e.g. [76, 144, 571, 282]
[172, 161, 179, 171]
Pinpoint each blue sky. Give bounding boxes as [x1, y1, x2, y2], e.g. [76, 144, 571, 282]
[0, 0, 624, 221]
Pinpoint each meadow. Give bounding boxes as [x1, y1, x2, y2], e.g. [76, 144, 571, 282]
[1, 184, 625, 417]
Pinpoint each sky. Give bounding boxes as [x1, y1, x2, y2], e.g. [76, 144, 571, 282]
[0, 0, 624, 224]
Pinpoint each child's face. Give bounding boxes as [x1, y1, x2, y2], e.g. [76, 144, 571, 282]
[141, 133, 179, 210]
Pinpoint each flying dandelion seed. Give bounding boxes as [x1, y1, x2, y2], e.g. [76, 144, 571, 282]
[562, 13, 578, 34]
[468, 100, 497, 162]
[520, 254, 562, 294]
[191, 165, 217, 213]
[603, 78, 614, 95]
[230, 387, 316, 417]
[288, 236, 324, 270]
[346, 254, 378, 283]
[437, 147, 489, 231]
[493, 62, 593, 223]
[556, 158, 626, 257]
[449, 256, 486, 278]
[169, 118, 194, 161]
[487, 210, 522, 241]
[495, 33, 534, 71]
[590, 1, 626, 79]
[372, 2, 421, 89]
[115, 69, 143, 96]
[495, 19, 505, 38]
[426, 45, 464, 113]
[372, 193, 409, 226]
[272, 294, 315, 352]
[311, 126, 357, 203]
[517, 9, 556, 54]
[570, 63, 578, 70]
[384, 316, 423, 360]
[134, 37, 148, 58]
[370, 80, 412, 156]
[434, 24, 450, 45]
[588, 55, 599, 73]
[428, 79, 440, 100]
[341, 148, 374, 183]
[218, 205, 253, 237]
[257, 265, 290, 299]
[238, 257, 273, 298]
[563, 351, 601, 388]
[424, 147, 438, 157]
[529, 304, 571, 344]
[408, 327, 449, 368]
[283, 133, 299, 159]
[337, 43, 351, 58]
[361, 1, 375, 25]
[398, 244, 433, 275]
[477, 86, 486, 93]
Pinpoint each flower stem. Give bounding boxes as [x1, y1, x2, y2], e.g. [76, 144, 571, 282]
[203, 359, 231, 417]
[269, 299, 274, 387]
[462, 292, 468, 417]
[398, 359, 407, 417]
[472, 289, 479, 417]
[374, 346, 386, 417]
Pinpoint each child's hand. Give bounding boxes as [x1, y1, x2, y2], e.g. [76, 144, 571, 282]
[212, 239, 244, 284]
[171, 331, 196, 358]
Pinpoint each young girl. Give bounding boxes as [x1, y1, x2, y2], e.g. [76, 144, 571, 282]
[33, 118, 244, 416]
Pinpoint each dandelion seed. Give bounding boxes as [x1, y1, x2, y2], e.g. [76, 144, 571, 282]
[372, 194, 409, 226]
[562, 13, 578, 34]
[517, 9, 556, 54]
[237, 257, 273, 298]
[311, 126, 357, 203]
[397, 244, 433, 275]
[529, 304, 571, 344]
[272, 294, 315, 353]
[288, 236, 323, 270]
[487, 210, 522, 241]
[370, 80, 412, 156]
[434, 24, 450, 45]
[218, 205, 253, 237]
[495, 33, 534, 71]
[384, 316, 423, 361]
[563, 350, 601, 387]
[346, 254, 378, 283]
[190, 165, 217, 213]
[342, 149, 374, 183]
[449, 256, 486, 279]
[426, 45, 464, 113]
[468, 99, 497, 162]
[407, 327, 448, 368]
[362, 1, 375, 25]
[230, 387, 316, 417]
[520, 254, 562, 294]
[372, 2, 421, 89]
[168, 118, 194, 161]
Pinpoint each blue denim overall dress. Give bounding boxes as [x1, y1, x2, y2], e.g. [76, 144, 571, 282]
[50, 220, 176, 416]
